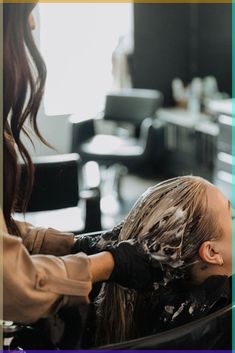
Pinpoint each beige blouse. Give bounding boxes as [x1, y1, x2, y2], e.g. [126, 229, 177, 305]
[1, 212, 92, 324]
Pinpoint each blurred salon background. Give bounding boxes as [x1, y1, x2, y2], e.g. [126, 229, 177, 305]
[16, 3, 232, 233]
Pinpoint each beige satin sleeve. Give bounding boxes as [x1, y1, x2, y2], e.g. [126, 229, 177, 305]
[15, 220, 75, 256]
[1, 213, 92, 324]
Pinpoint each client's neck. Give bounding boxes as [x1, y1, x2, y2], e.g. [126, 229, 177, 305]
[192, 262, 229, 284]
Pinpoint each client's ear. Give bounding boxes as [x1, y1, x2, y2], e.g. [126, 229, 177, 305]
[199, 241, 224, 266]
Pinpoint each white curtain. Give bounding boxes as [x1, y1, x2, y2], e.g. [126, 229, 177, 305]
[39, 3, 133, 117]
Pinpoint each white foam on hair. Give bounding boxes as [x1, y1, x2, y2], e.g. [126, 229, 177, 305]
[146, 207, 188, 268]
[171, 302, 186, 321]
[99, 176, 204, 281]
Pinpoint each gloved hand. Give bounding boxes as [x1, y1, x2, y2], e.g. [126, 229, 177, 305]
[71, 234, 102, 256]
[105, 241, 163, 291]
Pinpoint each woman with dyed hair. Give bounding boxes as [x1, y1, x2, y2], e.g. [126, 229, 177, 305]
[76, 176, 232, 346]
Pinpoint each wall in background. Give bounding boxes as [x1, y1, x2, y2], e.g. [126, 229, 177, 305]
[197, 5, 232, 95]
[132, 4, 232, 106]
[22, 105, 72, 157]
[27, 4, 231, 156]
[21, 6, 71, 157]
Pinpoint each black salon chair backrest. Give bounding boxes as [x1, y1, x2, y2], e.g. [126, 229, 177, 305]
[16, 153, 101, 233]
[20, 153, 80, 212]
[103, 89, 163, 126]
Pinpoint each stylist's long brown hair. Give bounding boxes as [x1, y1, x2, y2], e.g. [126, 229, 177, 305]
[3, 3, 47, 233]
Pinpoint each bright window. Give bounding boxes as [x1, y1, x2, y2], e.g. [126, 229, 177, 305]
[39, 3, 133, 117]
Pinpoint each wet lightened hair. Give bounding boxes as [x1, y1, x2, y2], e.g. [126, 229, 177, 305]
[94, 176, 220, 346]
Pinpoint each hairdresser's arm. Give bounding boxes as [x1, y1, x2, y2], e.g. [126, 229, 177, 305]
[3, 230, 113, 325]
[14, 220, 76, 256]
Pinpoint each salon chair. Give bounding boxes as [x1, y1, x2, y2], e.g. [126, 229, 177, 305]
[70, 89, 164, 200]
[98, 304, 232, 350]
[14, 153, 101, 234]
[70, 89, 163, 167]
[3, 298, 232, 350]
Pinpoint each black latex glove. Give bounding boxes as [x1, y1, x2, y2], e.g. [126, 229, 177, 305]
[106, 241, 164, 291]
[71, 234, 102, 256]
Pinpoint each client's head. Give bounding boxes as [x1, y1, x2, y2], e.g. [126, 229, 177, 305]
[95, 176, 232, 345]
